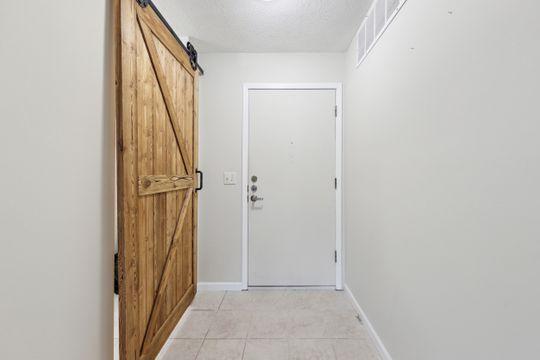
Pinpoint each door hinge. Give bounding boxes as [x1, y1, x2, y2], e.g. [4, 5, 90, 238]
[334, 250, 338, 263]
[334, 178, 337, 189]
[334, 105, 338, 118]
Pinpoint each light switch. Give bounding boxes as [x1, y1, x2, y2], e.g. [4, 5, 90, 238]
[223, 172, 237, 185]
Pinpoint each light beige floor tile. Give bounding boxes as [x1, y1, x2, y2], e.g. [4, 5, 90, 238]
[248, 290, 288, 311]
[161, 289, 369, 359]
[323, 312, 367, 339]
[170, 310, 215, 339]
[220, 291, 253, 310]
[159, 339, 203, 360]
[288, 311, 326, 339]
[243, 339, 288, 360]
[279, 291, 320, 311]
[333, 339, 380, 360]
[196, 339, 245, 360]
[248, 311, 292, 339]
[317, 291, 355, 312]
[190, 291, 225, 311]
[220, 290, 288, 311]
[280, 291, 353, 312]
[206, 311, 252, 339]
[289, 339, 336, 360]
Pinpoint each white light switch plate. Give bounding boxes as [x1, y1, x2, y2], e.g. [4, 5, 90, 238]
[223, 172, 237, 185]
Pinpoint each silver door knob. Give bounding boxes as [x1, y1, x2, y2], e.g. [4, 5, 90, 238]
[250, 195, 264, 202]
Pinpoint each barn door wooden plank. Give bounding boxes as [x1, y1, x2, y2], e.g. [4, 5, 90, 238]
[141, 189, 193, 353]
[116, 1, 199, 359]
[138, 18, 193, 174]
[136, 7, 197, 79]
[116, 0, 139, 358]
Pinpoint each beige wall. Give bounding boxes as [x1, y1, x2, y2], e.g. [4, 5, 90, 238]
[343, 0, 540, 359]
[0, 1, 114, 359]
[198, 53, 344, 282]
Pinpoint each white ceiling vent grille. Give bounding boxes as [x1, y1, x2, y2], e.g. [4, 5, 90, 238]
[357, 25, 367, 63]
[366, 11, 375, 50]
[375, 0, 386, 35]
[356, 0, 407, 66]
[387, 0, 400, 18]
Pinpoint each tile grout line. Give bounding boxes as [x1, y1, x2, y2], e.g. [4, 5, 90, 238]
[194, 291, 225, 359]
[217, 290, 227, 311]
[331, 340, 338, 360]
[287, 339, 290, 360]
[193, 338, 205, 360]
[240, 337, 248, 360]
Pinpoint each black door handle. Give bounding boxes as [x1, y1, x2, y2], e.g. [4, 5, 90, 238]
[196, 169, 203, 192]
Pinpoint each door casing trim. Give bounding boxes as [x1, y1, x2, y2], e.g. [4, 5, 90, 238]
[241, 83, 344, 290]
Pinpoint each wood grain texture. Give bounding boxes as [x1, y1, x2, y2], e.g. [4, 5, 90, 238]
[136, 7, 196, 79]
[116, 1, 199, 359]
[141, 190, 193, 353]
[138, 175, 194, 196]
[138, 18, 193, 174]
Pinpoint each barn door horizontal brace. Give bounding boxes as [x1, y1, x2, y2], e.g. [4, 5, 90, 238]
[137, 0, 205, 75]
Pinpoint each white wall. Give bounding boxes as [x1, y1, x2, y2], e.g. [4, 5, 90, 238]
[198, 53, 344, 282]
[344, 0, 540, 359]
[0, 1, 114, 359]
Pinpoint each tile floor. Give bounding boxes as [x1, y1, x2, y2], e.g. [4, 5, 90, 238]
[159, 290, 378, 360]
[115, 290, 380, 360]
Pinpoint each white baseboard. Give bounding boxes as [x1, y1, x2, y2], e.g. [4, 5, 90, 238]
[248, 286, 336, 290]
[197, 282, 244, 291]
[344, 285, 393, 360]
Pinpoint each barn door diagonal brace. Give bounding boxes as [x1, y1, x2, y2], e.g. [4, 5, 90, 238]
[136, 0, 205, 75]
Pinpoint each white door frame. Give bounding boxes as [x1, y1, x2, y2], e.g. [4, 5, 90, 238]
[242, 83, 343, 290]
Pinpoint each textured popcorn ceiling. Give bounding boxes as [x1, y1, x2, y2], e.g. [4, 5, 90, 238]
[153, 0, 372, 52]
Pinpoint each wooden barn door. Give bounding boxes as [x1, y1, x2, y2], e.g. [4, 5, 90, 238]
[116, 0, 199, 359]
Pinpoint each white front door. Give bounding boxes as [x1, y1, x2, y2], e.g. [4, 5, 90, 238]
[248, 89, 337, 287]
